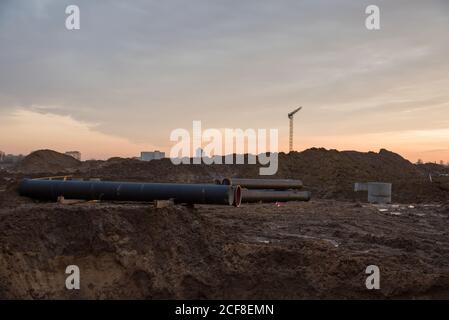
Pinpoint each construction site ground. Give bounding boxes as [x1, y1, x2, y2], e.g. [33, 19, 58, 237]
[1, 149, 448, 299]
[1, 200, 449, 299]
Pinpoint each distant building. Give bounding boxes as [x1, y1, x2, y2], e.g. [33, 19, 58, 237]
[65, 151, 81, 161]
[140, 151, 165, 161]
[0, 151, 5, 162]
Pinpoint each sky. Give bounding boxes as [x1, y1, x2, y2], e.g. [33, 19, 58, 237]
[0, 0, 448, 162]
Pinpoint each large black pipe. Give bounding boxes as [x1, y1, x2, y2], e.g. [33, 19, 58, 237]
[241, 189, 311, 203]
[219, 178, 303, 190]
[19, 179, 241, 207]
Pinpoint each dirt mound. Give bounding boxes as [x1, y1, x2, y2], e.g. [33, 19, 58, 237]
[78, 148, 446, 203]
[10, 148, 449, 203]
[15, 150, 81, 174]
[79, 157, 259, 183]
[275, 148, 445, 203]
[417, 163, 449, 175]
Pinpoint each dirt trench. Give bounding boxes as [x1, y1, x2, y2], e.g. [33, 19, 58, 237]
[1, 200, 449, 299]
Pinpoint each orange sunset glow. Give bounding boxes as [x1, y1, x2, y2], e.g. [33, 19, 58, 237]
[0, 1, 448, 163]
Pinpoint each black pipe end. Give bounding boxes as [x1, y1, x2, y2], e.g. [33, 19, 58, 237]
[233, 185, 242, 207]
[18, 178, 31, 197]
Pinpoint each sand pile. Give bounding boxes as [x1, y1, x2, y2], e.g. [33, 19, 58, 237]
[15, 150, 81, 174]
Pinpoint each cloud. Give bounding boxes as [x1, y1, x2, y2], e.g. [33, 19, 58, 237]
[0, 0, 448, 160]
[0, 108, 157, 159]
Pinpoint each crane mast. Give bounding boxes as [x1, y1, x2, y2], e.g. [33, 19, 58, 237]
[288, 107, 302, 153]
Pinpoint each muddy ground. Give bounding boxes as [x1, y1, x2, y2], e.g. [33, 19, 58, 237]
[1, 149, 449, 299]
[1, 200, 448, 299]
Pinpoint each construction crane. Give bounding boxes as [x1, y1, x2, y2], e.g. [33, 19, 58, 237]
[288, 107, 302, 153]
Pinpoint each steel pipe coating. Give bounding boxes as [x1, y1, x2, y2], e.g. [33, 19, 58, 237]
[241, 189, 311, 203]
[219, 178, 303, 190]
[19, 179, 241, 207]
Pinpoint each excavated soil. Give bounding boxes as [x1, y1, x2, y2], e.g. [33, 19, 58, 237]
[15, 150, 81, 174]
[1, 201, 449, 299]
[1, 148, 448, 299]
[11, 148, 449, 203]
